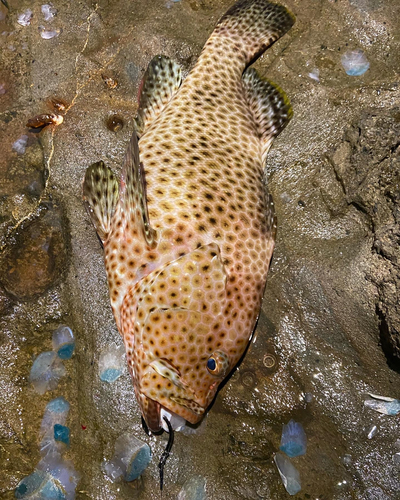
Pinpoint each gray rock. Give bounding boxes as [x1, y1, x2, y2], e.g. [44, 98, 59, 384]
[327, 108, 400, 364]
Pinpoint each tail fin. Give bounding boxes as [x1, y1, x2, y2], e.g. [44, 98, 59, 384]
[215, 0, 295, 65]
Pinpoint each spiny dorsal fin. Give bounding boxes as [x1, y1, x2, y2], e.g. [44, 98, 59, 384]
[134, 55, 182, 135]
[120, 133, 157, 247]
[243, 67, 293, 162]
[82, 161, 119, 242]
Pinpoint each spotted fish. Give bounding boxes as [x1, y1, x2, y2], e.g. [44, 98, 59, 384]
[83, 0, 295, 434]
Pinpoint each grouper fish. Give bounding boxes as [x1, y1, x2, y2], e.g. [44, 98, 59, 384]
[83, 0, 294, 436]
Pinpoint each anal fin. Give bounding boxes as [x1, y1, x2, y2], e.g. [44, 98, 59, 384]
[134, 55, 182, 135]
[243, 67, 293, 163]
[83, 161, 119, 242]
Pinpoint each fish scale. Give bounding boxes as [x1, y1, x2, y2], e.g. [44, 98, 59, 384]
[83, 0, 295, 434]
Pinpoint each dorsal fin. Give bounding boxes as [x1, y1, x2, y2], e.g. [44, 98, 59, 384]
[82, 161, 119, 242]
[134, 55, 182, 135]
[243, 67, 293, 162]
[120, 133, 157, 247]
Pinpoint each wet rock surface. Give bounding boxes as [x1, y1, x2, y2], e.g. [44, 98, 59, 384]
[0, 204, 68, 300]
[0, 0, 399, 499]
[327, 108, 400, 365]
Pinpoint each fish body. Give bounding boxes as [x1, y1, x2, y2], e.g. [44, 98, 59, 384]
[83, 0, 295, 433]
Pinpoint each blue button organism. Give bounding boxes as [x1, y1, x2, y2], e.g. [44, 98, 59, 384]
[52, 325, 75, 360]
[279, 419, 307, 458]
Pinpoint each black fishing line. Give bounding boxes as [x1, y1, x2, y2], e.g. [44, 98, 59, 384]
[141, 416, 151, 436]
[158, 416, 174, 491]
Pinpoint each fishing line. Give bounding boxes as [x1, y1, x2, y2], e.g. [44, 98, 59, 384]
[158, 416, 174, 491]
[141, 416, 151, 436]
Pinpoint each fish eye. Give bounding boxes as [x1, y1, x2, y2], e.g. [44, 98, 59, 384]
[207, 357, 217, 372]
[206, 350, 229, 377]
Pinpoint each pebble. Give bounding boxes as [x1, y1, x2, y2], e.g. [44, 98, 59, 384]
[103, 433, 151, 482]
[12, 135, 28, 155]
[17, 9, 33, 26]
[29, 352, 66, 395]
[99, 343, 125, 383]
[52, 325, 75, 360]
[177, 476, 207, 500]
[304, 392, 313, 403]
[367, 425, 377, 439]
[274, 452, 301, 496]
[279, 420, 307, 457]
[341, 49, 370, 76]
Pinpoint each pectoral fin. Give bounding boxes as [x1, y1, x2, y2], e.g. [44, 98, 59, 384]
[82, 161, 119, 242]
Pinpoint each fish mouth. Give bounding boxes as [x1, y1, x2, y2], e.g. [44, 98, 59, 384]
[140, 360, 206, 426]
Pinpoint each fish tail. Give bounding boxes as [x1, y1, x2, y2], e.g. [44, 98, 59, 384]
[215, 0, 295, 66]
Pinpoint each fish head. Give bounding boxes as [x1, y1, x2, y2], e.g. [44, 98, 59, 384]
[130, 244, 233, 432]
[137, 309, 232, 431]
